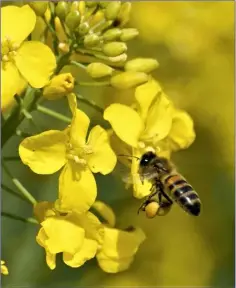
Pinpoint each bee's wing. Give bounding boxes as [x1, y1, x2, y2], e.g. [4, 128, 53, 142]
[121, 171, 159, 184]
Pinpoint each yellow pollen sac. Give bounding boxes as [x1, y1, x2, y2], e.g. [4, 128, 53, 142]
[1, 37, 19, 62]
[66, 143, 93, 165]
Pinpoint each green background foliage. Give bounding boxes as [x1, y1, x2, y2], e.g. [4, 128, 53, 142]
[2, 1, 234, 287]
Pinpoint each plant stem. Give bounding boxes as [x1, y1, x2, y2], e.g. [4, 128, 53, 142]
[3, 156, 21, 162]
[2, 161, 37, 206]
[77, 81, 110, 87]
[36, 104, 71, 123]
[2, 183, 29, 203]
[75, 93, 104, 114]
[70, 60, 87, 70]
[1, 212, 38, 224]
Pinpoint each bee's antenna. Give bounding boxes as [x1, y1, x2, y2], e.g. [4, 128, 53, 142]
[118, 154, 140, 161]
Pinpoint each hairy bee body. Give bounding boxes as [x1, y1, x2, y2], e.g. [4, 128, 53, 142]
[138, 151, 201, 217]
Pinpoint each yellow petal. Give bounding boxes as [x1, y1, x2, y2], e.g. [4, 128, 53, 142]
[131, 148, 152, 199]
[41, 216, 85, 254]
[168, 109, 196, 151]
[96, 253, 133, 273]
[34, 201, 55, 223]
[1, 260, 9, 275]
[15, 41, 56, 88]
[135, 78, 162, 120]
[45, 250, 56, 270]
[1, 62, 22, 112]
[142, 93, 173, 142]
[98, 226, 146, 259]
[63, 238, 98, 268]
[36, 227, 48, 248]
[104, 104, 144, 148]
[1, 5, 36, 44]
[57, 162, 97, 214]
[19, 130, 67, 174]
[87, 125, 117, 175]
[92, 201, 116, 227]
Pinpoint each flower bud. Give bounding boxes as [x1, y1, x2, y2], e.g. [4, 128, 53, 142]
[117, 2, 131, 27]
[86, 63, 113, 78]
[102, 42, 127, 57]
[120, 28, 139, 41]
[103, 28, 121, 41]
[125, 58, 159, 73]
[78, 1, 86, 15]
[86, 1, 97, 7]
[65, 10, 81, 31]
[44, 6, 51, 24]
[99, 2, 110, 8]
[55, 1, 70, 21]
[107, 53, 127, 63]
[58, 42, 70, 54]
[89, 10, 105, 27]
[29, 1, 48, 16]
[110, 71, 148, 90]
[105, 1, 121, 20]
[54, 16, 68, 43]
[76, 22, 90, 36]
[70, 1, 80, 12]
[84, 34, 100, 47]
[43, 73, 75, 100]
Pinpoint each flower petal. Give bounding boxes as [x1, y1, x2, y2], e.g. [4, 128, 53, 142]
[19, 130, 67, 174]
[87, 125, 117, 175]
[168, 109, 196, 151]
[1, 5, 36, 44]
[15, 41, 56, 88]
[92, 201, 116, 228]
[135, 78, 162, 120]
[46, 251, 56, 270]
[1, 62, 22, 112]
[97, 226, 146, 259]
[96, 253, 133, 273]
[57, 162, 97, 214]
[41, 216, 85, 254]
[63, 238, 98, 268]
[142, 92, 173, 142]
[34, 201, 55, 223]
[104, 104, 144, 148]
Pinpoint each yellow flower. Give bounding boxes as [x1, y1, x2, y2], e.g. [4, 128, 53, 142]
[1, 260, 9, 275]
[1, 5, 56, 111]
[19, 93, 117, 214]
[93, 201, 146, 273]
[104, 78, 196, 198]
[35, 202, 104, 270]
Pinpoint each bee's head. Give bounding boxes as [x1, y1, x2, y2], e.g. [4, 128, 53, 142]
[139, 151, 156, 167]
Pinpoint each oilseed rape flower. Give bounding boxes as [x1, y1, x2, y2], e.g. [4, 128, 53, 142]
[104, 78, 196, 198]
[19, 93, 117, 214]
[1, 5, 56, 111]
[1, 260, 9, 276]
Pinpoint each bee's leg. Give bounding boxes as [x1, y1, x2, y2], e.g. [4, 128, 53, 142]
[137, 198, 152, 214]
[157, 183, 173, 208]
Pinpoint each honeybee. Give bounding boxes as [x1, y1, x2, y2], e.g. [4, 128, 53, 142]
[137, 151, 201, 218]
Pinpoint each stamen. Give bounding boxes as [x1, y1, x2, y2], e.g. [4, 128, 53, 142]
[138, 141, 145, 149]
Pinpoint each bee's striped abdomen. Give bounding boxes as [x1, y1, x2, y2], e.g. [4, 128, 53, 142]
[162, 174, 201, 216]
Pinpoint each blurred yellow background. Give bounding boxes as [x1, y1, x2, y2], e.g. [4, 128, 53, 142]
[2, 1, 234, 287]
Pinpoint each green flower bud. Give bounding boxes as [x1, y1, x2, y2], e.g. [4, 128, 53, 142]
[71, 1, 80, 12]
[103, 28, 121, 41]
[29, 1, 48, 16]
[65, 10, 81, 31]
[117, 2, 131, 27]
[84, 34, 100, 47]
[55, 1, 70, 21]
[86, 1, 97, 7]
[105, 1, 121, 20]
[120, 28, 139, 41]
[77, 22, 90, 35]
[125, 58, 159, 73]
[86, 63, 113, 78]
[110, 71, 148, 90]
[99, 2, 110, 8]
[102, 42, 127, 57]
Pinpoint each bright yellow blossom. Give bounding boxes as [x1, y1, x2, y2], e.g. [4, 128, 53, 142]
[1, 5, 56, 111]
[19, 93, 117, 214]
[34, 201, 104, 270]
[1, 260, 9, 275]
[104, 78, 195, 198]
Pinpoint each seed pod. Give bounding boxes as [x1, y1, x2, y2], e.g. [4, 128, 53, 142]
[120, 28, 139, 41]
[105, 1, 121, 20]
[29, 1, 48, 16]
[103, 28, 121, 41]
[125, 58, 159, 73]
[77, 22, 90, 35]
[86, 63, 113, 78]
[102, 42, 127, 57]
[110, 71, 148, 90]
[86, 1, 97, 8]
[54, 16, 68, 43]
[55, 1, 70, 21]
[65, 10, 81, 31]
[84, 34, 100, 47]
[117, 2, 131, 27]
[43, 73, 75, 100]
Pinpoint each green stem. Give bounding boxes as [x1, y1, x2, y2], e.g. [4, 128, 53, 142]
[2, 183, 29, 203]
[2, 161, 37, 206]
[3, 156, 21, 162]
[36, 104, 71, 123]
[1, 212, 38, 225]
[75, 93, 104, 114]
[70, 60, 87, 70]
[55, 52, 71, 74]
[77, 81, 110, 87]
